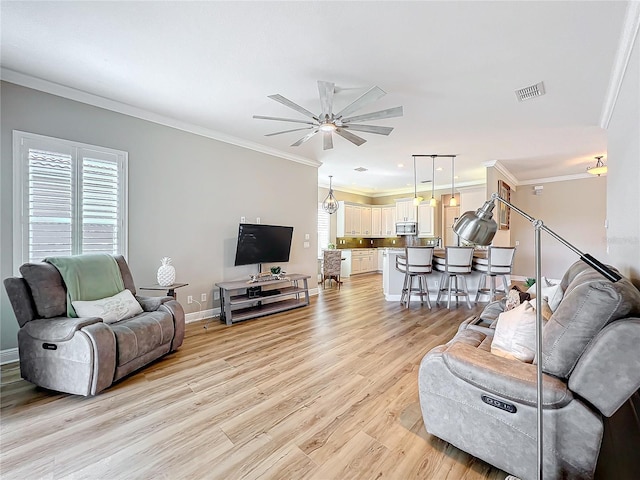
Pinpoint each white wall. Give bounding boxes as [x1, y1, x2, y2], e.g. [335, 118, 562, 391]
[606, 27, 640, 287]
[1, 81, 319, 351]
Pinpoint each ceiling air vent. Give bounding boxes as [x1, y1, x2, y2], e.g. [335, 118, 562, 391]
[354, 167, 368, 172]
[515, 82, 545, 101]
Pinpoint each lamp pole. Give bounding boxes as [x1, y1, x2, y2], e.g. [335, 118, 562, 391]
[454, 192, 621, 479]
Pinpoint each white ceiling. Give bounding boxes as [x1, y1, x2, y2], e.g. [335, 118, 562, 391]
[0, 1, 628, 196]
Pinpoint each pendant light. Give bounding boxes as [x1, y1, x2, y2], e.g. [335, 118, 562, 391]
[587, 156, 607, 176]
[449, 155, 457, 206]
[413, 155, 424, 206]
[322, 175, 339, 214]
[429, 155, 437, 207]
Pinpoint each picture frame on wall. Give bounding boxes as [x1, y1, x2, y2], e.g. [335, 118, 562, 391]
[498, 180, 511, 230]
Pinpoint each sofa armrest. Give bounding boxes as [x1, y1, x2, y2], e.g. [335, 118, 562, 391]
[135, 295, 173, 312]
[23, 316, 103, 342]
[569, 319, 640, 417]
[442, 342, 572, 408]
[458, 315, 495, 336]
[160, 300, 185, 350]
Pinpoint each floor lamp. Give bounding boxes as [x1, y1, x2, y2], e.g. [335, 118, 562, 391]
[453, 192, 621, 480]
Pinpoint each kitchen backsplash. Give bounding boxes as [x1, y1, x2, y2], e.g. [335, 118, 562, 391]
[336, 237, 440, 249]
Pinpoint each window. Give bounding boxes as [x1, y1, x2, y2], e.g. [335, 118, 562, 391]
[317, 203, 330, 257]
[13, 131, 128, 266]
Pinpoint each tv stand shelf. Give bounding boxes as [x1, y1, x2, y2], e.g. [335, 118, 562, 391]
[215, 274, 310, 325]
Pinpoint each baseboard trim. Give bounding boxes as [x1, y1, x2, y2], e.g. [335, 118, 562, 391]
[1, 348, 19, 365]
[185, 308, 218, 324]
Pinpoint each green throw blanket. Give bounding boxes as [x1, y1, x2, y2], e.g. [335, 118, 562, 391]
[45, 254, 125, 317]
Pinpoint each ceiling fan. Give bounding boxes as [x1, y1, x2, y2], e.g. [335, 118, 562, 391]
[253, 80, 403, 150]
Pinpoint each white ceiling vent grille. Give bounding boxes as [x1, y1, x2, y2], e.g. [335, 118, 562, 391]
[515, 82, 546, 101]
[354, 167, 368, 172]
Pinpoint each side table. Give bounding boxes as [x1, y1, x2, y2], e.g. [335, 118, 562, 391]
[139, 283, 188, 299]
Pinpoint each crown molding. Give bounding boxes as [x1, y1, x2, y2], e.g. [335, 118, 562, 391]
[1, 68, 322, 169]
[600, 1, 640, 129]
[518, 172, 601, 186]
[483, 160, 520, 188]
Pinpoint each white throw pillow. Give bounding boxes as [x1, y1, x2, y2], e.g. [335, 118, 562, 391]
[526, 277, 564, 311]
[72, 289, 143, 324]
[491, 301, 538, 363]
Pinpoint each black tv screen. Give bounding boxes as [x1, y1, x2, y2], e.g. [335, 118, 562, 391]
[234, 223, 294, 266]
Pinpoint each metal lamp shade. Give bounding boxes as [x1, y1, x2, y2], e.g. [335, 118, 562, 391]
[453, 200, 498, 246]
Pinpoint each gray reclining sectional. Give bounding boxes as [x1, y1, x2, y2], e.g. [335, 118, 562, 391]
[4, 255, 185, 396]
[419, 260, 640, 479]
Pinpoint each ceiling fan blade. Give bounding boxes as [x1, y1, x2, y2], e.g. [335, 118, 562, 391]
[318, 81, 335, 121]
[265, 126, 315, 137]
[253, 115, 316, 125]
[335, 128, 366, 147]
[291, 129, 319, 147]
[342, 124, 394, 136]
[323, 131, 334, 150]
[341, 106, 404, 124]
[334, 86, 386, 119]
[268, 94, 318, 120]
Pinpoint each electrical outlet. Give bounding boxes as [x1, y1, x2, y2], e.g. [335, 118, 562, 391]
[213, 290, 220, 300]
[256, 217, 261, 224]
[240, 216, 246, 223]
[201, 293, 207, 302]
[187, 295, 193, 304]
[305, 233, 310, 240]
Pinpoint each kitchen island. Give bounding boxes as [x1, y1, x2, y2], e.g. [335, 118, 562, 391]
[382, 247, 501, 304]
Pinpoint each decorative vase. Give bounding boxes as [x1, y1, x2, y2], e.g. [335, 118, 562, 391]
[157, 257, 176, 287]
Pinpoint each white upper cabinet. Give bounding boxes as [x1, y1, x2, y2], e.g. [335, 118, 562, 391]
[371, 207, 382, 236]
[417, 203, 435, 237]
[337, 202, 396, 238]
[381, 206, 396, 236]
[395, 198, 417, 223]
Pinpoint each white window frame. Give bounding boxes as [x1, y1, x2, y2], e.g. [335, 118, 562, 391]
[13, 131, 128, 270]
[318, 202, 330, 258]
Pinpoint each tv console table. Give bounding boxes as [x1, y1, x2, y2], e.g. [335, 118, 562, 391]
[215, 274, 310, 325]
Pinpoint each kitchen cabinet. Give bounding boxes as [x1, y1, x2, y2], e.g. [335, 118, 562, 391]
[418, 203, 435, 237]
[395, 199, 417, 223]
[381, 206, 396, 236]
[360, 206, 372, 236]
[351, 248, 377, 274]
[337, 202, 372, 237]
[337, 202, 359, 236]
[371, 207, 382, 236]
[377, 248, 384, 272]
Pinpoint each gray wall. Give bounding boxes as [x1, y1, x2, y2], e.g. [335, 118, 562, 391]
[606, 30, 640, 287]
[1, 81, 319, 351]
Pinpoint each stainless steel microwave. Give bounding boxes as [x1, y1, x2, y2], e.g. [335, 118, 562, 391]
[395, 221, 417, 235]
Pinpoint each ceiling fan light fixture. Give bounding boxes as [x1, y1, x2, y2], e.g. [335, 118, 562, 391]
[319, 122, 337, 132]
[587, 156, 607, 176]
[255, 80, 403, 150]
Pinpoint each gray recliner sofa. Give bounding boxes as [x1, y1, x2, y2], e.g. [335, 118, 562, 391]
[3, 255, 185, 396]
[419, 260, 640, 480]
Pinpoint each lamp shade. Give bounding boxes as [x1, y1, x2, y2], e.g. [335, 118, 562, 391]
[453, 200, 498, 246]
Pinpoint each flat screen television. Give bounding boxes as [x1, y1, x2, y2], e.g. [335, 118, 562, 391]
[234, 223, 294, 267]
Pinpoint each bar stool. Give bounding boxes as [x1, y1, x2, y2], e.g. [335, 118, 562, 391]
[435, 246, 475, 309]
[396, 247, 434, 308]
[473, 246, 516, 303]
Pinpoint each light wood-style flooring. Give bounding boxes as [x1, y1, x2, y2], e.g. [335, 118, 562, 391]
[1, 274, 507, 480]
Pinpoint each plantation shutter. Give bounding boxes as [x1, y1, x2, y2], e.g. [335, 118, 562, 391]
[318, 203, 330, 257]
[27, 147, 74, 261]
[80, 149, 122, 254]
[15, 132, 128, 265]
